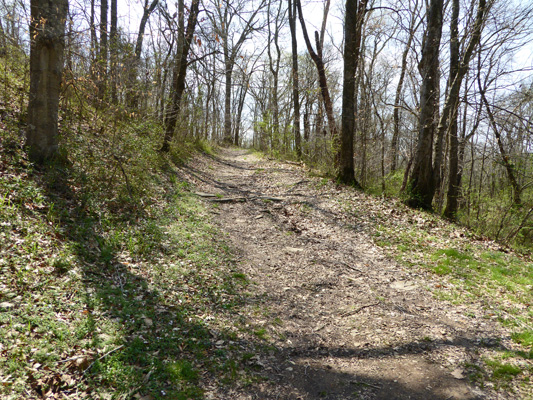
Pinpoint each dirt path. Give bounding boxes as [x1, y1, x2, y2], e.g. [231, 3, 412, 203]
[182, 148, 513, 400]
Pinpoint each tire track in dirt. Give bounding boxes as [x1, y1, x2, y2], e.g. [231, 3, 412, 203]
[182, 148, 513, 400]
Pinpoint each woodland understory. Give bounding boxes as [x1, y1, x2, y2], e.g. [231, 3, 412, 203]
[0, 0, 532, 398]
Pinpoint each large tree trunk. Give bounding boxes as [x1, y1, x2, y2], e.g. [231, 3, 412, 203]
[288, 0, 301, 158]
[26, 0, 68, 164]
[160, 0, 200, 152]
[338, 0, 366, 186]
[406, 0, 444, 209]
[443, 0, 461, 218]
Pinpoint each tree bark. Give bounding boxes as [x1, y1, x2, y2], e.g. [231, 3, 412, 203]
[443, 0, 461, 218]
[443, 0, 489, 218]
[338, 0, 366, 186]
[98, 0, 108, 100]
[26, 0, 68, 163]
[110, 0, 118, 103]
[288, 0, 301, 157]
[406, 0, 444, 209]
[160, 0, 200, 152]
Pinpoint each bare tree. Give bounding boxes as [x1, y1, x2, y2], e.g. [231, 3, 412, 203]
[98, 0, 108, 99]
[207, 0, 267, 144]
[443, 0, 490, 217]
[267, 0, 285, 154]
[390, 0, 422, 172]
[126, 0, 159, 107]
[295, 0, 337, 139]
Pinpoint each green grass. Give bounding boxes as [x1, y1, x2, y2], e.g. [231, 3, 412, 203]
[511, 331, 533, 347]
[370, 208, 532, 394]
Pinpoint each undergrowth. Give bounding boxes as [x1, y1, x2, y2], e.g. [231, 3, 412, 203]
[0, 53, 257, 399]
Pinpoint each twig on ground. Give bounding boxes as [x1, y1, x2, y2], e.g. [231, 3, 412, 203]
[207, 197, 247, 203]
[313, 258, 364, 274]
[351, 381, 382, 390]
[340, 302, 381, 317]
[83, 345, 125, 375]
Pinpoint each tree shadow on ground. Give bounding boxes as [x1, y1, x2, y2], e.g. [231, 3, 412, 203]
[33, 158, 502, 400]
[34, 164, 256, 399]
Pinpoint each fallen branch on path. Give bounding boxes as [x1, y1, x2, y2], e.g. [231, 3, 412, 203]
[195, 192, 217, 198]
[340, 302, 381, 317]
[350, 381, 382, 390]
[207, 197, 247, 203]
[313, 258, 364, 274]
[253, 196, 284, 202]
[195, 192, 285, 203]
[283, 160, 303, 166]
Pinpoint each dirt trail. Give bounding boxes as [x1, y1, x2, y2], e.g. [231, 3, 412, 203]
[182, 148, 512, 400]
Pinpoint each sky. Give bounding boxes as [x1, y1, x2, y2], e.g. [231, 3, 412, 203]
[114, 0, 346, 54]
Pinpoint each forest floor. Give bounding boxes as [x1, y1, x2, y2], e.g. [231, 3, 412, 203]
[181, 147, 532, 400]
[1, 143, 531, 400]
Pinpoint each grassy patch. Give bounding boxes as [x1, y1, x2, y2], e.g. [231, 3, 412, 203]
[375, 222, 532, 328]
[367, 206, 532, 394]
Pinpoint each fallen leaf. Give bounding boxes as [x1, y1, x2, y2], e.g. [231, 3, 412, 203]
[451, 368, 465, 379]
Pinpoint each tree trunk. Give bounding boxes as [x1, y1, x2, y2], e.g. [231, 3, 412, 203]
[234, 73, 250, 146]
[406, 0, 444, 209]
[98, 0, 108, 100]
[126, 0, 159, 108]
[478, 77, 522, 206]
[295, 0, 336, 139]
[338, 0, 366, 186]
[443, 0, 489, 217]
[90, 0, 97, 77]
[443, 0, 461, 218]
[26, 0, 68, 163]
[267, 0, 282, 154]
[288, 0, 301, 158]
[110, 0, 118, 103]
[160, 0, 200, 152]
[223, 58, 233, 144]
[391, 0, 420, 172]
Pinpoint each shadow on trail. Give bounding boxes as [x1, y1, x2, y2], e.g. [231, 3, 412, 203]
[256, 360, 482, 400]
[32, 156, 490, 400]
[35, 163, 252, 399]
